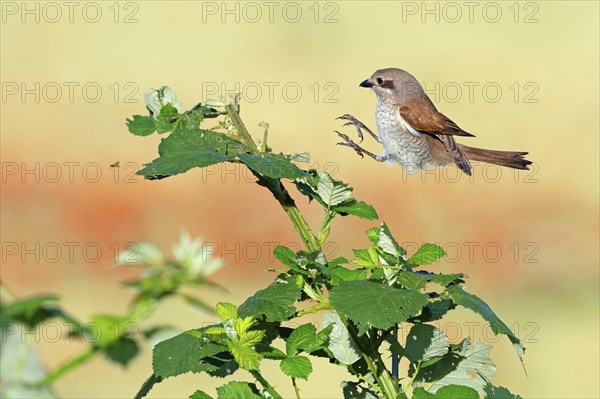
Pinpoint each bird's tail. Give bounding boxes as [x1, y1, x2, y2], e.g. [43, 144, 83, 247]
[459, 144, 531, 170]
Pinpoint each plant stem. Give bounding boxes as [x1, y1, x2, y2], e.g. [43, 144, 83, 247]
[225, 105, 320, 253]
[250, 370, 284, 399]
[292, 377, 301, 399]
[344, 320, 398, 399]
[296, 300, 332, 317]
[36, 347, 97, 386]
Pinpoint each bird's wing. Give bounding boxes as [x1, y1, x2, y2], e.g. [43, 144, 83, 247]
[399, 101, 473, 175]
[399, 101, 474, 137]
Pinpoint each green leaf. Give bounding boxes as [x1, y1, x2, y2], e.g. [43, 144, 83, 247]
[366, 227, 379, 244]
[323, 311, 361, 365]
[316, 172, 352, 206]
[286, 323, 317, 355]
[397, 271, 464, 291]
[227, 341, 261, 370]
[330, 281, 429, 332]
[134, 374, 163, 399]
[238, 153, 307, 179]
[280, 355, 312, 379]
[216, 302, 238, 322]
[331, 266, 368, 285]
[105, 336, 140, 366]
[428, 339, 496, 395]
[153, 330, 220, 378]
[408, 243, 446, 265]
[378, 223, 406, 257]
[138, 129, 243, 179]
[447, 285, 525, 361]
[341, 381, 380, 399]
[4, 294, 62, 328]
[483, 383, 523, 399]
[189, 390, 214, 399]
[273, 245, 306, 274]
[397, 271, 431, 291]
[416, 299, 456, 323]
[238, 279, 301, 322]
[332, 200, 378, 220]
[352, 248, 378, 268]
[126, 115, 156, 136]
[405, 324, 449, 363]
[413, 385, 479, 399]
[155, 103, 179, 133]
[215, 381, 261, 399]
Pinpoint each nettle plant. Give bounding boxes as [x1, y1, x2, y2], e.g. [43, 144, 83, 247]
[128, 88, 525, 399]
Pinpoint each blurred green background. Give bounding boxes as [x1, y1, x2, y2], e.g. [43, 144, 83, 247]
[1, 1, 598, 398]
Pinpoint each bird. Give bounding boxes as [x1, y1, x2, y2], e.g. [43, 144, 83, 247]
[336, 68, 531, 176]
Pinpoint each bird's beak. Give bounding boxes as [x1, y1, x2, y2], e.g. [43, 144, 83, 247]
[359, 79, 373, 88]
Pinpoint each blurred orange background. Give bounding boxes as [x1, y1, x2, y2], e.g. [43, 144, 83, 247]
[1, 1, 598, 398]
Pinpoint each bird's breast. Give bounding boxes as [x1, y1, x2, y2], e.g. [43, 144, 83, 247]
[375, 101, 433, 172]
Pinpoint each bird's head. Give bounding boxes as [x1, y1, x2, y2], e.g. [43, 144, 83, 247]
[360, 68, 423, 104]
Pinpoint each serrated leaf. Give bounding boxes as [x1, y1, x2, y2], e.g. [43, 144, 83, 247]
[152, 330, 227, 378]
[260, 346, 287, 360]
[316, 172, 352, 206]
[397, 271, 431, 291]
[330, 281, 429, 331]
[286, 324, 317, 356]
[216, 303, 238, 322]
[323, 311, 360, 365]
[332, 200, 378, 220]
[138, 129, 243, 179]
[238, 329, 265, 347]
[378, 223, 405, 257]
[413, 385, 479, 399]
[408, 243, 446, 265]
[238, 280, 301, 322]
[280, 355, 312, 379]
[189, 390, 213, 399]
[227, 341, 261, 371]
[447, 285, 525, 362]
[238, 153, 307, 179]
[366, 227, 380, 244]
[126, 115, 156, 136]
[341, 381, 380, 399]
[427, 339, 496, 395]
[328, 256, 349, 268]
[155, 103, 178, 133]
[4, 294, 62, 328]
[273, 245, 296, 267]
[352, 248, 378, 268]
[483, 383, 523, 399]
[330, 267, 368, 285]
[405, 324, 449, 363]
[215, 381, 261, 399]
[105, 336, 140, 367]
[416, 299, 455, 323]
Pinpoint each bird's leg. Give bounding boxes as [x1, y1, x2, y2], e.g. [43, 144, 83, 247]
[336, 114, 380, 143]
[335, 131, 383, 162]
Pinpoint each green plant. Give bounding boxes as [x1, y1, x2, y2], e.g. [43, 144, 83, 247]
[128, 88, 526, 399]
[0, 233, 223, 398]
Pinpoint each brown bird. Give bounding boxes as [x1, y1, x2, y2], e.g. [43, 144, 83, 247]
[337, 68, 531, 175]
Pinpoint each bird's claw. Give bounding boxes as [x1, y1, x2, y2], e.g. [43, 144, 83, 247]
[335, 131, 379, 161]
[336, 114, 379, 143]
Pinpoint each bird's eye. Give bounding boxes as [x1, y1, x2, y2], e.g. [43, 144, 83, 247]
[376, 77, 384, 85]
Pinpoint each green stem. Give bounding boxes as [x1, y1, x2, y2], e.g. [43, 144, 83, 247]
[250, 370, 284, 399]
[36, 347, 97, 386]
[292, 377, 301, 399]
[225, 104, 320, 253]
[296, 300, 332, 317]
[344, 320, 398, 399]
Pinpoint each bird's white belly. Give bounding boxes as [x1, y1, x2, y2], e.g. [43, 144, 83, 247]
[375, 102, 433, 174]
